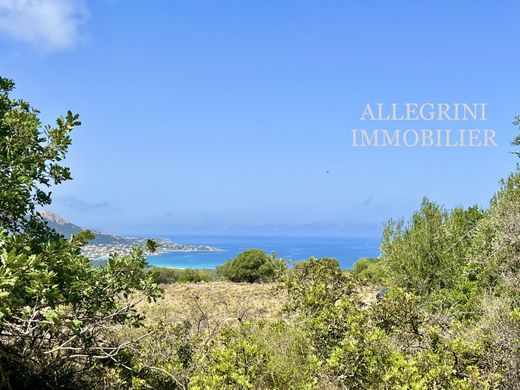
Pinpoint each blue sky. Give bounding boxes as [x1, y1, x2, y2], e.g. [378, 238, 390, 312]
[1, 1, 519, 236]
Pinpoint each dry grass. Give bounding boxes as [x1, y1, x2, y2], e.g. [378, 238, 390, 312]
[138, 281, 381, 328]
[138, 282, 287, 327]
[356, 284, 383, 306]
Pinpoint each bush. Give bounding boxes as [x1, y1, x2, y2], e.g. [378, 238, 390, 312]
[352, 257, 386, 285]
[381, 198, 484, 296]
[0, 231, 161, 388]
[280, 257, 359, 358]
[190, 321, 318, 390]
[0, 77, 161, 388]
[282, 257, 354, 314]
[152, 267, 215, 284]
[217, 249, 282, 283]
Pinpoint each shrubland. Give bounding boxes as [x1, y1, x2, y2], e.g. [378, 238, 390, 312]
[152, 267, 216, 284]
[1, 76, 520, 389]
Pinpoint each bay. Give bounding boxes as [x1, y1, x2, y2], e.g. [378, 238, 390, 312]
[147, 235, 381, 269]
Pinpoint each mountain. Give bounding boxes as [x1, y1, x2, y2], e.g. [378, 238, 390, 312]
[39, 210, 136, 245]
[39, 211, 220, 259]
[39, 210, 82, 236]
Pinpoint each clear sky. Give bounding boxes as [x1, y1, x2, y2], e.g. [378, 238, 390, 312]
[1, 1, 519, 236]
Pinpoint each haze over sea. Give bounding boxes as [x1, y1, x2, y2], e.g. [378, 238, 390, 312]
[146, 235, 381, 269]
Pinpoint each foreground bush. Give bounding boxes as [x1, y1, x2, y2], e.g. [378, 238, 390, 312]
[0, 77, 161, 388]
[381, 198, 484, 296]
[0, 234, 161, 388]
[281, 258, 502, 389]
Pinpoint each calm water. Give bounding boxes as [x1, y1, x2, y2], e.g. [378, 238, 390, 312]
[147, 235, 381, 269]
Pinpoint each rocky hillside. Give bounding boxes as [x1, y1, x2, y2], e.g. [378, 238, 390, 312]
[40, 210, 141, 245]
[39, 211, 220, 259]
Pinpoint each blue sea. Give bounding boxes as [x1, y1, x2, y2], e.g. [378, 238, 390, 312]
[147, 235, 381, 270]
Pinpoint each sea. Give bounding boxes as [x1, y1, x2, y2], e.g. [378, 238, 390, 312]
[146, 235, 381, 270]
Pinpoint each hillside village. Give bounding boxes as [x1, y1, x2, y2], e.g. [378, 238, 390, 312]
[40, 210, 220, 260]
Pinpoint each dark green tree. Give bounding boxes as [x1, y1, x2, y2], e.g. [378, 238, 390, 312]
[0, 77, 80, 236]
[145, 238, 159, 254]
[217, 249, 279, 283]
[0, 77, 161, 388]
[381, 198, 484, 296]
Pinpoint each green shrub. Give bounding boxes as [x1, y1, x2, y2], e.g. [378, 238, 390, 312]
[217, 249, 282, 283]
[282, 257, 355, 314]
[326, 315, 397, 390]
[190, 322, 318, 390]
[0, 77, 161, 388]
[152, 267, 215, 284]
[281, 257, 360, 358]
[352, 257, 386, 285]
[381, 198, 484, 296]
[0, 230, 162, 388]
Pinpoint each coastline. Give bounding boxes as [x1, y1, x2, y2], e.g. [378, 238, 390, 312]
[85, 244, 222, 262]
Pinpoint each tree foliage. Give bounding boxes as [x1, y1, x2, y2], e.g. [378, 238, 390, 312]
[145, 239, 159, 254]
[381, 198, 484, 296]
[0, 77, 80, 236]
[0, 77, 161, 388]
[352, 257, 386, 284]
[217, 249, 282, 283]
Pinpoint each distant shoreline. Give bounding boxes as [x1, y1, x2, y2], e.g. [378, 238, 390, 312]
[90, 235, 380, 270]
[88, 246, 222, 262]
[82, 241, 222, 260]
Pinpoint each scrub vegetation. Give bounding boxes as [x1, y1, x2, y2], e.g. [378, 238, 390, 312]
[1, 77, 520, 389]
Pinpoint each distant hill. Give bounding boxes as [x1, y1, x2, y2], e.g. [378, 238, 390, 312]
[39, 210, 136, 245]
[38, 210, 220, 259]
